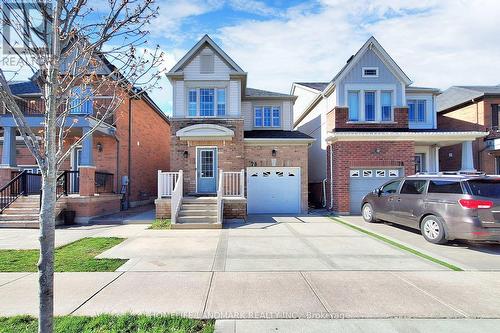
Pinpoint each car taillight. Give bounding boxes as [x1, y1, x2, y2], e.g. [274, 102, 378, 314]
[458, 199, 494, 209]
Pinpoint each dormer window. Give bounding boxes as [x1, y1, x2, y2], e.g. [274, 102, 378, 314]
[362, 67, 379, 78]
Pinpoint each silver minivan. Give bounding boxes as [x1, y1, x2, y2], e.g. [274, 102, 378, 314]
[361, 173, 500, 244]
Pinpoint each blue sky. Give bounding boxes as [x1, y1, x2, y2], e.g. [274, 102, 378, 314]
[4, 0, 500, 116]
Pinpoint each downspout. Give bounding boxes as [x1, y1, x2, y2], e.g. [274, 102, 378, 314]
[329, 144, 333, 210]
[114, 135, 120, 195]
[127, 97, 132, 209]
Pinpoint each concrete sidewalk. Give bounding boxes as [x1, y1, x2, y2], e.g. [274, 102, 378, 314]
[215, 319, 500, 333]
[1, 271, 499, 318]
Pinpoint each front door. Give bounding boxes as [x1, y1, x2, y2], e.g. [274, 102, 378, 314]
[197, 148, 217, 193]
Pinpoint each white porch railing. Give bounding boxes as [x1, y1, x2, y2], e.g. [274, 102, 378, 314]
[170, 170, 183, 225]
[222, 169, 245, 197]
[217, 169, 224, 224]
[157, 171, 180, 198]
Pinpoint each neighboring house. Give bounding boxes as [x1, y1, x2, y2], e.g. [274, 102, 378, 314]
[292, 36, 487, 214]
[156, 35, 313, 227]
[437, 86, 500, 174]
[0, 74, 170, 224]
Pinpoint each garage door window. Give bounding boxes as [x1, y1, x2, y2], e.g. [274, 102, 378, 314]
[388, 170, 399, 177]
[376, 170, 386, 177]
[350, 170, 360, 177]
[363, 170, 373, 177]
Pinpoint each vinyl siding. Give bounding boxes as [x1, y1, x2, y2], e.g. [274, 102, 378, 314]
[229, 80, 240, 117]
[242, 101, 253, 130]
[292, 85, 320, 123]
[173, 80, 184, 117]
[242, 100, 293, 130]
[338, 48, 403, 106]
[184, 46, 232, 81]
[406, 93, 436, 129]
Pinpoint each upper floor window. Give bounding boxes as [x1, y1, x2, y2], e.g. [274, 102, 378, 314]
[408, 99, 426, 122]
[188, 89, 197, 116]
[348, 91, 359, 121]
[362, 67, 379, 78]
[70, 86, 93, 115]
[189, 88, 226, 117]
[254, 106, 280, 128]
[381, 91, 392, 121]
[492, 104, 499, 128]
[364, 91, 375, 121]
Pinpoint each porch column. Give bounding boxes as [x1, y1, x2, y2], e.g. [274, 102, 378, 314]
[460, 141, 475, 171]
[429, 145, 440, 172]
[78, 127, 95, 196]
[0, 126, 18, 186]
[1, 126, 17, 167]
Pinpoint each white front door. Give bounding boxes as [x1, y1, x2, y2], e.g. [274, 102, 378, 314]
[247, 167, 301, 214]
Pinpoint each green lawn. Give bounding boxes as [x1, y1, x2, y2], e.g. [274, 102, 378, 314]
[0, 314, 214, 333]
[0, 237, 127, 272]
[149, 218, 171, 230]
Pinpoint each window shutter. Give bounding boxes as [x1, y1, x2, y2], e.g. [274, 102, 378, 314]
[200, 54, 214, 74]
[492, 104, 499, 128]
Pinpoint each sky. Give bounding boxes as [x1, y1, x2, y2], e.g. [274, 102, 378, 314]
[4, 0, 500, 115]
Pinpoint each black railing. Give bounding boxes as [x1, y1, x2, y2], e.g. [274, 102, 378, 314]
[56, 171, 80, 200]
[95, 172, 114, 194]
[0, 171, 25, 213]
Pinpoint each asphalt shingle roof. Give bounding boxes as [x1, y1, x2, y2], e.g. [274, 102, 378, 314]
[244, 130, 313, 140]
[437, 85, 500, 112]
[8, 81, 40, 95]
[245, 88, 294, 98]
[295, 82, 329, 92]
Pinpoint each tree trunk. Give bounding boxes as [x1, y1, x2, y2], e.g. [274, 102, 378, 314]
[37, 173, 57, 333]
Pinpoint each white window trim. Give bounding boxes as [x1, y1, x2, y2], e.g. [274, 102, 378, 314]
[362, 67, 379, 78]
[344, 84, 397, 123]
[253, 105, 281, 128]
[185, 87, 227, 118]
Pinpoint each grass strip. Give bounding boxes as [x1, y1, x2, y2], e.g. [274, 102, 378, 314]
[149, 218, 172, 230]
[0, 237, 127, 272]
[329, 217, 463, 271]
[0, 314, 214, 333]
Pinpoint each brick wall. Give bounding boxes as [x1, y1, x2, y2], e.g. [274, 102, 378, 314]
[154, 198, 171, 219]
[170, 119, 245, 194]
[244, 143, 309, 213]
[223, 198, 247, 219]
[438, 99, 500, 174]
[327, 106, 409, 131]
[327, 140, 415, 213]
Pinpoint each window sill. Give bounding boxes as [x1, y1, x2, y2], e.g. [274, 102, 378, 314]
[346, 121, 397, 124]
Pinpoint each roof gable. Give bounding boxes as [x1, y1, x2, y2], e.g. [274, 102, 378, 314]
[326, 36, 412, 94]
[168, 35, 246, 75]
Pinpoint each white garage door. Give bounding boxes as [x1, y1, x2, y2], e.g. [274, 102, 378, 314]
[349, 168, 403, 214]
[247, 167, 301, 214]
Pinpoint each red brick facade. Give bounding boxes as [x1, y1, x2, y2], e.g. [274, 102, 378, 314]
[328, 106, 409, 130]
[326, 140, 415, 213]
[438, 98, 500, 174]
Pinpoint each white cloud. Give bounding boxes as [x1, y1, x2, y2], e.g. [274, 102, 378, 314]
[227, 0, 282, 17]
[215, 0, 500, 94]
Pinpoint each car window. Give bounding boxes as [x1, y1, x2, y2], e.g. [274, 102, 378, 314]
[381, 181, 400, 195]
[400, 180, 427, 195]
[428, 180, 463, 194]
[466, 179, 500, 198]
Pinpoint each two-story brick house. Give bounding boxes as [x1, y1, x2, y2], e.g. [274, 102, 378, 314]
[437, 85, 500, 174]
[0, 67, 170, 225]
[292, 37, 487, 214]
[156, 35, 313, 227]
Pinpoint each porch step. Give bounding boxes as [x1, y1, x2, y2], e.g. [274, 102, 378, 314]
[171, 221, 222, 229]
[3, 208, 40, 214]
[0, 220, 39, 228]
[179, 209, 217, 217]
[182, 197, 217, 204]
[180, 203, 217, 210]
[0, 213, 40, 221]
[177, 215, 218, 223]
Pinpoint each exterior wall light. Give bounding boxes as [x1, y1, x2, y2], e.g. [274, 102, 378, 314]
[96, 142, 103, 152]
[183, 150, 189, 158]
[374, 148, 381, 154]
[272, 149, 277, 157]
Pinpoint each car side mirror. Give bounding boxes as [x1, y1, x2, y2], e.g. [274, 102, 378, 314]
[377, 188, 383, 197]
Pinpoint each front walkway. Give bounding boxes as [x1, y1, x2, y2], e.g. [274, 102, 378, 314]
[1, 215, 500, 319]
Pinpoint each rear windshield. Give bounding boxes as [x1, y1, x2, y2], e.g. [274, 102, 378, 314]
[467, 179, 500, 198]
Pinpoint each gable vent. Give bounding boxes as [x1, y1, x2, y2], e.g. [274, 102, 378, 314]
[200, 54, 214, 74]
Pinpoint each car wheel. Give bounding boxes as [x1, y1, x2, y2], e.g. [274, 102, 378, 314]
[421, 215, 447, 244]
[361, 203, 376, 223]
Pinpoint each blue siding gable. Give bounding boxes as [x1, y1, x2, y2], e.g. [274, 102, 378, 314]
[337, 48, 404, 106]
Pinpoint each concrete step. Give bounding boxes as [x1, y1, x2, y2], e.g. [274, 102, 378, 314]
[0, 220, 39, 228]
[182, 197, 217, 204]
[3, 207, 40, 214]
[0, 214, 40, 221]
[180, 203, 217, 210]
[177, 216, 218, 224]
[178, 209, 217, 217]
[171, 221, 222, 229]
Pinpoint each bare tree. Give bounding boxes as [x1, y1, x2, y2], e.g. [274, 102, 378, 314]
[0, 1, 165, 332]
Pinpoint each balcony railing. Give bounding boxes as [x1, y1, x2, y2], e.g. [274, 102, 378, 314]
[157, 171, 180, 198]
[1, 97, 115, 125]
[221, 170, 245, 197]
[95, 172, 114, 194]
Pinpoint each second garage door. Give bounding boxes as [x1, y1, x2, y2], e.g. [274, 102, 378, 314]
[247, 167, 301, 214]
[349, 168, 403, 214]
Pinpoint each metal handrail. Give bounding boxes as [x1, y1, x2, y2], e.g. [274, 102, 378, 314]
[0, 170, 27, 213]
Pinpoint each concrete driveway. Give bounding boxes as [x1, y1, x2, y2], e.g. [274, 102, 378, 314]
[340, 215, 500, 271]
[96, 214, 445, 272]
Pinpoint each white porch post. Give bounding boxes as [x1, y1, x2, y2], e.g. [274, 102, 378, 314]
[460, 141, 475, 171]
[429, 145, 440, 172]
